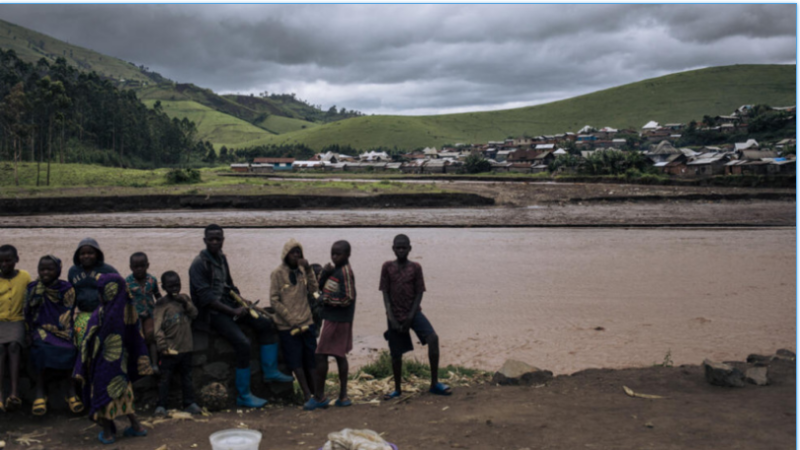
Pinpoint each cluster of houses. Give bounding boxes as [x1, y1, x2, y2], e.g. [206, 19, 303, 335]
[230, 105, 796, 178]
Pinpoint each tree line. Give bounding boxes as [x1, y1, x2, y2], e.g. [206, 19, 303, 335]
[0, 50, 201, 185]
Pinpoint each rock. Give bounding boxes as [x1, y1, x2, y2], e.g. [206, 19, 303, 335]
[775, 349, 795, 360]
[199, 382, 230, 411]
[745, 366, 769, 386]
[703, 359, 745, 387]
[492, 359, 553, 386]
[746, 354, 772, 366]
[203, 362, 231, 381]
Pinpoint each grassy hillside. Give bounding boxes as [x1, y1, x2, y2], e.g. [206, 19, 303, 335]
[141, 100, 274, 148]
[234, 64, 796, 151]
[0, 18, 152, 85]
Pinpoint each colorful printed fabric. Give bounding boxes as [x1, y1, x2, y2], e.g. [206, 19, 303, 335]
[125, 273, 161, 319]
[321, 264, 356, 308]
[73, 311, 92, 348]
[72, 273, 153, 420]
[95, 382, 135, 420]
[24, 279, 76, 348]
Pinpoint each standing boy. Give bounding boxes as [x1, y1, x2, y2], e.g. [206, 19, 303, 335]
[380, 234, 451, 400]
[153, 271, 201, 416]
[0, 244, 31, 412]
[270, 239, 319, 406]
[309, 241, 356, 410]
[126, 252, 162, 374]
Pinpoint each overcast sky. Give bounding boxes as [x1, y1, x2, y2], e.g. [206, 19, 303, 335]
[0, 4, 795, 115]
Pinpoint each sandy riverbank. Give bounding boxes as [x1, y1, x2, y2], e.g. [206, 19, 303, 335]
[1, 354, 794, 449]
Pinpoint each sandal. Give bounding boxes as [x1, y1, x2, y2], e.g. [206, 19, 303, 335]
[32, 397, 47, 416]
[382, 391, 402, 401]
[7, 396, 22, 410]
[335, 398, 352, 407]
[66, 396, 84, 414]
[123, 426, 148, 437]
[429, 383, 452, 396]
[303, 397, 330, 411]
[98, 431, 116, 445]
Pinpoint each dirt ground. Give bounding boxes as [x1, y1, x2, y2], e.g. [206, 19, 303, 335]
[1, 356, 794, 450]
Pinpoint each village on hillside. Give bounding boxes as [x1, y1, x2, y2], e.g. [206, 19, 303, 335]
[230, 104, 797, 178]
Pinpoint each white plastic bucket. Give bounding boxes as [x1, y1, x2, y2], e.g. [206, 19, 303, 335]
[209, 429, 263, 450]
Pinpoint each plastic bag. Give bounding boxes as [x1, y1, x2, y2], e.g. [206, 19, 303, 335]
[322, 429, 393, 450]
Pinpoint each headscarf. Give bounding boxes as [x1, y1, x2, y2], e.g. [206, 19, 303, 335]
[72, 273, 152, 418]
[24, 255, 76, 347]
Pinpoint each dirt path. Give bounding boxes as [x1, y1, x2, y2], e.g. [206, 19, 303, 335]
[2, 357, 794, 450]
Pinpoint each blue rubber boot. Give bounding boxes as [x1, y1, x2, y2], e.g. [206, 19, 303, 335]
[260, 344, 294, 383]
[235, 368, 267, 408]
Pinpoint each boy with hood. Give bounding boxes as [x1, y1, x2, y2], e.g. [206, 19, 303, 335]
[68, 238, 118, 349]
[189, 225, 292, 409]
[270, 239, 319, 406]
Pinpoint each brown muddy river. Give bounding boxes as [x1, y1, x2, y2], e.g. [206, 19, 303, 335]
[3, 227, 795, 374]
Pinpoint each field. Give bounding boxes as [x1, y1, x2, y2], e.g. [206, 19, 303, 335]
[0, 163, 447, 198]
[235, 64, 796, 150]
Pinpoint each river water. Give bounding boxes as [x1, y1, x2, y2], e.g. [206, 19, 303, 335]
[3, 226, 795, 374]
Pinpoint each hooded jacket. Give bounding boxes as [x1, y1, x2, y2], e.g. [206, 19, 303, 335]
[269, 239, 318, 331]
[67, 238, 118, 313]
[188, 248, 239, 325]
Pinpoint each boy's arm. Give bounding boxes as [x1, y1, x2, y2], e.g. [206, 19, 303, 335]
[153, 305, 167, 353]
[151, 277, 162, 302]
[181, 294, 199, 320]
[270, 270, 294, 327]
[304, 265, 319, 294]
[189, 259, 243, 318]
[402, 293, 423, 332]
[382, 291, 402, 332]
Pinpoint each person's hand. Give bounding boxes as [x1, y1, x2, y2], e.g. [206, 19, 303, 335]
[389, 318, 403, 333]
[233, 306, 248, 318]
[177, 296, 190, 305]
[298, 258, 310, 269]
[323, 263, 334, 272]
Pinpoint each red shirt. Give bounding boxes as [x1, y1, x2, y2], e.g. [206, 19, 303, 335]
[379, 260, 426, 323]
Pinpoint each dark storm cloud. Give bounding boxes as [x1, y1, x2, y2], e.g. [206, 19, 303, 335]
[0, 4, 794, 115]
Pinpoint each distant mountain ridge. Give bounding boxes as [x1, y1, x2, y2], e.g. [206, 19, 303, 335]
[0, 19, 794, 152]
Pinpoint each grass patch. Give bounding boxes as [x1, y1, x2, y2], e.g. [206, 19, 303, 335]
[358, 350, 484, 381]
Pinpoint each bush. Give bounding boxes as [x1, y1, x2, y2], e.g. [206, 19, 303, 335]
[164, 168, 201, 184]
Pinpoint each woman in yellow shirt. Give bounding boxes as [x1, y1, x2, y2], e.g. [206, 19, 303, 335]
[0, 244, 31, 412]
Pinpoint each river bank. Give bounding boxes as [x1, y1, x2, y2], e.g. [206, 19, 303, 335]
[1, 353, 794, 449]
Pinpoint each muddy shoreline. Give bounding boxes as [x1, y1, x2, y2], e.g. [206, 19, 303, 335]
[2, 355, 794, 449]
[0, 193, 494, 216]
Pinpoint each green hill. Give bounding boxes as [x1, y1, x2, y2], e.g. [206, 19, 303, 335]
[233, 64, 796, 151]
[0, 18, 152, 85]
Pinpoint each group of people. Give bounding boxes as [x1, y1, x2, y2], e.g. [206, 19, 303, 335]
[0, 225, 452, 444]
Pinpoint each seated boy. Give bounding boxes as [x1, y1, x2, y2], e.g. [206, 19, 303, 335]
[380, 234, 451, 400]
[270, 239, 319, 406]
[153, 271, 201, 416]
[125, 252, 162, 374]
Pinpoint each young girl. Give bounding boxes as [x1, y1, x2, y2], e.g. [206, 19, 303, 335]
[24, 255, 81, 416]
[0, 244, 31, 412]
[73, 273, 152, 444]
[68, 238, 118, 352]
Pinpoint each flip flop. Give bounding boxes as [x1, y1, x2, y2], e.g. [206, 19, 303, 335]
[382, 391, 402, 401]
[123, 426, 148, 437]
[335, 398, 352, 407]
[98, 431, 116, 445]
[65, 396, 84, 414]
[32, 397, 47, 416]
[303, 397, 331, 411]
[429, 383, 452, 396]
[7, 396, 22, 410]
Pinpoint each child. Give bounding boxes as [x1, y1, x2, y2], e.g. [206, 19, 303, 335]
[0, 244, 31, 412]
[309, 240, 356, 410]
[379, 234, 451, 400]
[73, 273, 153, 445]
[270, 239, 319, 406]
[153, 271, 201, 416]
[125, 252, 161, 374]
[68, 238, 118, 351]
[24, 255, 81, 416]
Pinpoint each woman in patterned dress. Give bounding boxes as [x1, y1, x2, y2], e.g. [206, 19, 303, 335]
[24, 255, 81, 416]
[72, 273, 153, 445]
